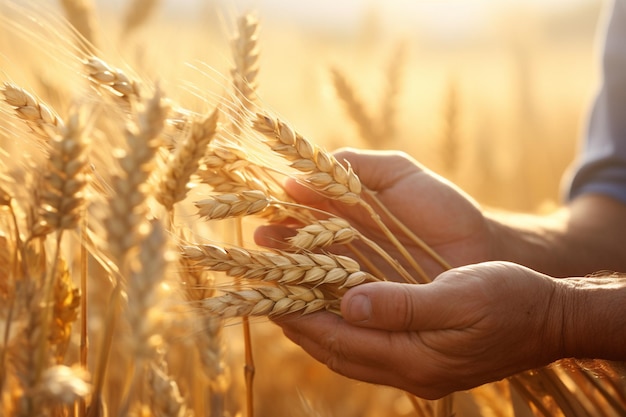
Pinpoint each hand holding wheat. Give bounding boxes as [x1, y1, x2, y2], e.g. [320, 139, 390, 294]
[275, 261, 572, 400]
[255, 148, 491, 279]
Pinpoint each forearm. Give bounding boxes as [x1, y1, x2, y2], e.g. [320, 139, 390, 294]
[486, 193, 626, 277]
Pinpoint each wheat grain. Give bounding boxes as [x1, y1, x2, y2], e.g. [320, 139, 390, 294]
[1, 82, 64, 140]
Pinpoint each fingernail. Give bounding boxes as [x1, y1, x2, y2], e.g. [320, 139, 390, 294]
[346, 294, 371, 322]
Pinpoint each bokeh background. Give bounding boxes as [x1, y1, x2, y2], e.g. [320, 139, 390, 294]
[92, 0, 605, 212]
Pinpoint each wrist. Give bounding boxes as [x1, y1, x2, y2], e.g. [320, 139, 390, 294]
[557, 275, 626, 361]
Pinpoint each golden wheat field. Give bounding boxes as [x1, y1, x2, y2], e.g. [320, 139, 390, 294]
[0, 0, 624, 416]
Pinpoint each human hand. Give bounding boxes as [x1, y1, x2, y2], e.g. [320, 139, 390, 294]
[255, 148, 492, 279]
[274, 261, 566, 399]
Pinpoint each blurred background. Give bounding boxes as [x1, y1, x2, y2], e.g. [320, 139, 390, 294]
[91, 0, 605, 212]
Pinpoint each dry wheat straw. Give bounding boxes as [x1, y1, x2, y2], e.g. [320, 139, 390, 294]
[157, 108, 219, 211]
[1, 82, 64, 140]
[440, 79, 460, 176]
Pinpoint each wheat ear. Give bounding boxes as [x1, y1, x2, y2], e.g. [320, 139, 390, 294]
[330, 67, 376, 144]
[84, 57, 141, 104]
[104, 86, 168, 268]
[231, 13, 260, 110]
[1, 82, 64, 140]
[31, 112, 88, 238]
[195, 190, 271, 220]
[253, 113, 362, 205]
[288, 216, 416, 283]
[202, 285, 338, 318]
[157, 108, 219, 212]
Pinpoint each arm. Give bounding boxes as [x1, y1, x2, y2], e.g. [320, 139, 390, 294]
[487, 193, 626, 277]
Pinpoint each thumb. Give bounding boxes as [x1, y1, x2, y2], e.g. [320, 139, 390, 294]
[340, 280, 459, 331]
